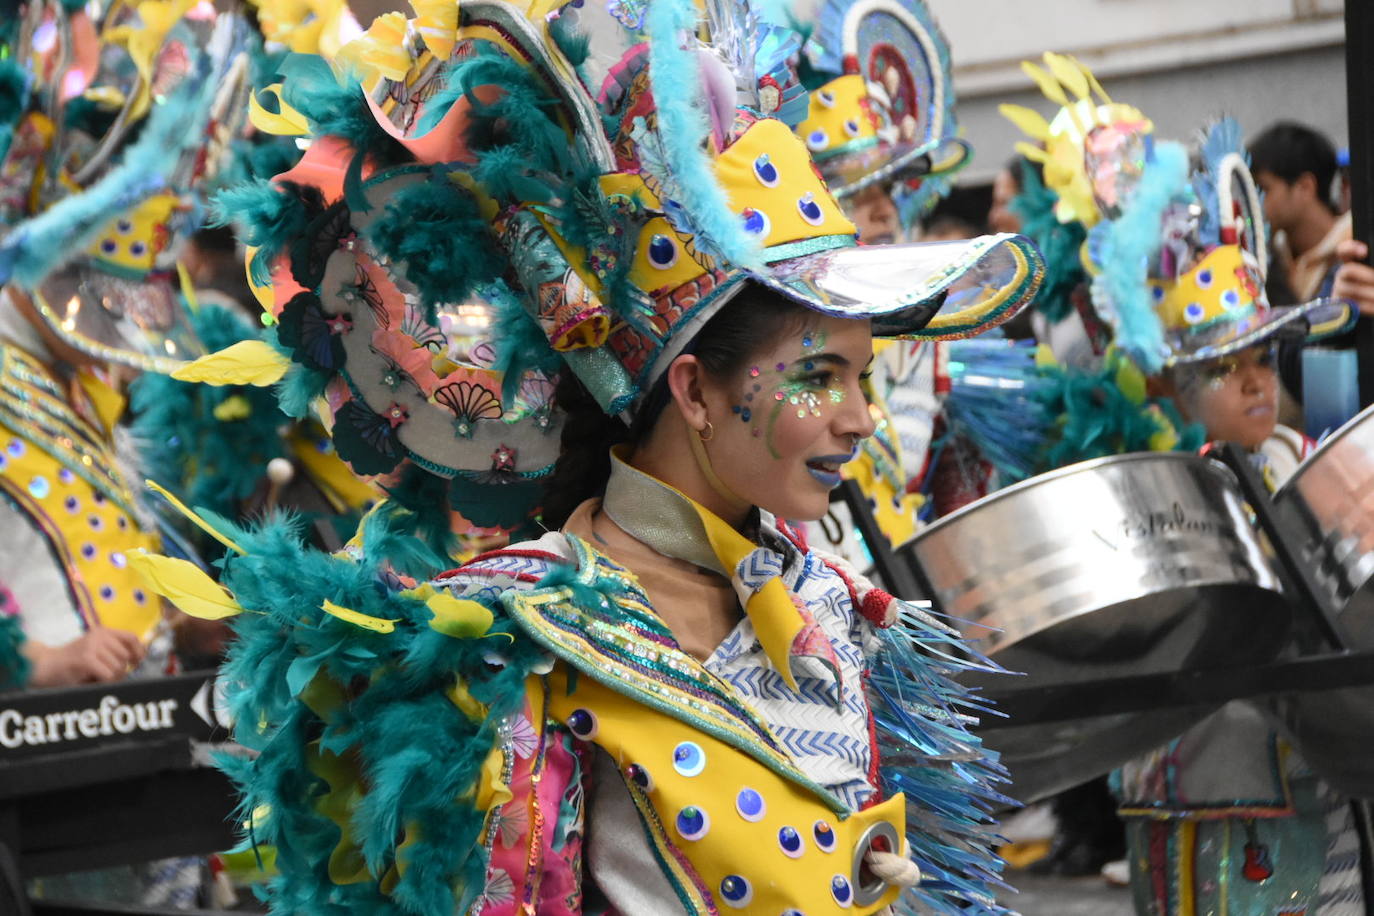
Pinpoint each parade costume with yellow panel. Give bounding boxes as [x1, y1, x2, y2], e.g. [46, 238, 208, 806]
[141, 0, 1049, 911]
[0, 0, 253, 684]
[1003, 54, 1362, 916]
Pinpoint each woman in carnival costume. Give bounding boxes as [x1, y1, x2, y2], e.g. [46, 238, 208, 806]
[0, 0, 252, 690]
[1005, 53, 1363, 914]
[142, 0, 1049, 910]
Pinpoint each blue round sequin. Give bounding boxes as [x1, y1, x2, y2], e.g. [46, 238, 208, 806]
[813, 820, 836, 852]
[1222, 289, 1241, 308]
[675, 805, 710, 841]
[64, 496, 79, 513]
[844, 118, 861, 138]
[117, 219, 133, 234]
[736, 787, 765, 822]
[647, 234, 678, 269]
[742, 207, 770, 237]
[110, 552, 127, 569]
[626, 763, 653, 792]
[782, 910, 807, 916]
[718, 874, 753, 907]
[130, 241, 147, 257]
[133, 589, 146, 605]
[7, 439, 23, 457]
[673, 741, 706, 777]
[58, 469, 74, 484]
[1197, 269, 1214, 289]
[81, 543, 97, 560]
[99, 585, 115, 601]
[831, 874, 852, 906]
[0, 454, 7, 471]
[1152, 286, 1166, 302]
[753, 153, 779, 188]
[817, 89, 836, 108]
[806, 129, 829, 152]
[567, 708, 598, 739]
[778, 825, 804, 858]
[28, 476, 49, 499]
[88, 515, 103, 531]
[1184, 302, 1207, 325]
[100, 239, 118, 255]
[797, 193, 825, 226]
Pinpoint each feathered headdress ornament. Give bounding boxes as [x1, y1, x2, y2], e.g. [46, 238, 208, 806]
[1004, 55, 1350, 373]
[200, 0, 1044, 534]
[796, 0, 970, 215]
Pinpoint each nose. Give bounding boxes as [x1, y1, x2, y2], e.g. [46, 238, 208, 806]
[1239, 364, 1265, 395]
[834, 380, 878, 441]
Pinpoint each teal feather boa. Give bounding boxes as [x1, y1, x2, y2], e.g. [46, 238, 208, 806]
[0, 612, 28, 691]
[214, 511, 560, 913]
[1010, 162, 1087, 324]
[129, 303, 290, 527]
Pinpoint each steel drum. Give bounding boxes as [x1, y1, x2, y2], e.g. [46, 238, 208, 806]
[905, 452, 1293, 802]
[1273, 404, 1374, 798]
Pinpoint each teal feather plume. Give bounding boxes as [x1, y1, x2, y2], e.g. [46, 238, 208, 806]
[363, 171, 506, 319]
[1010, 162, 1087, 324]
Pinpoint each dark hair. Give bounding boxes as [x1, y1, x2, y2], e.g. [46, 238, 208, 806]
[1248, 122, 1339, 214]
[538, 285, 811, 528]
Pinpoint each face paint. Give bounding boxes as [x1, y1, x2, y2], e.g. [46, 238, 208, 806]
[699, 313, 877, 522]
[730, 331, 855, 458]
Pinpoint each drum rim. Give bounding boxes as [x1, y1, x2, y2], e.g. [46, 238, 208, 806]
[909, 451, 1237, 543]
[1274, 400, 1374, 502]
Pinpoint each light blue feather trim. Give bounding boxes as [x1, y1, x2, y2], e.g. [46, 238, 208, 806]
[0, 50, 218, 289]
[1088, 141, 1191, 375]
[644, 0, 764, 270]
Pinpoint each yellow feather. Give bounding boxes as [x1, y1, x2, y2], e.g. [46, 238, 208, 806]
[128, 551, 245, 619]
[1044, 52, 1090, 100]
[1079, 56, 1112, 103]
[999, 104, 1052, 141]
[424, 594, 495, 639]
[1021, 60, 1069, 107]
[212, 395, 253, 422]
[171, 340, 290, 387]
[1014, 141, 1050, 164]
[145, 479, 246, 555]
[321, 599, 398, 634]
[249, 84, 310, 136]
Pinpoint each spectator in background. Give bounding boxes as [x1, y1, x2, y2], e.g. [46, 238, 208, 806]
[988, 156, 1024, 234]
[1249, 122, 1349, 304]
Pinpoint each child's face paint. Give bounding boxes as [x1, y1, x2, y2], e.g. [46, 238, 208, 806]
[1171, 344, 1279, 449]
[705, 313, 876, 522]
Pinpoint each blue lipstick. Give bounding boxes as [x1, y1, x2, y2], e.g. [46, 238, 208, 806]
[805, 451, 856, 490]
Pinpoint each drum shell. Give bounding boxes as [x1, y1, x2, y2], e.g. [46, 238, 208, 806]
[907, 452, 1292, 802]
[1273, 404, 1374, 798]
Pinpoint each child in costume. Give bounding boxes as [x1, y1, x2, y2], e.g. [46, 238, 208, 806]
[0, 1, 253, 690]
[1005, 52, 1363, 914]
[142, 0, 1049, 911]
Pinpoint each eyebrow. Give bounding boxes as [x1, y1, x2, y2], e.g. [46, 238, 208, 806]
[796, 352, 874, 370]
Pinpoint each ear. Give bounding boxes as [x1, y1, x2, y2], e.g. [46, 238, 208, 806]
[1294, 171, 1320, 202]
[666, 354, 711, 433]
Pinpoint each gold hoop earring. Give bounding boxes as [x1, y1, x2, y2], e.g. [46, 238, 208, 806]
[698, 421, 715, 442]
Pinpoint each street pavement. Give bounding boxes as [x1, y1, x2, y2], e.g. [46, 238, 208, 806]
[1000, 869, 1135, 915]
